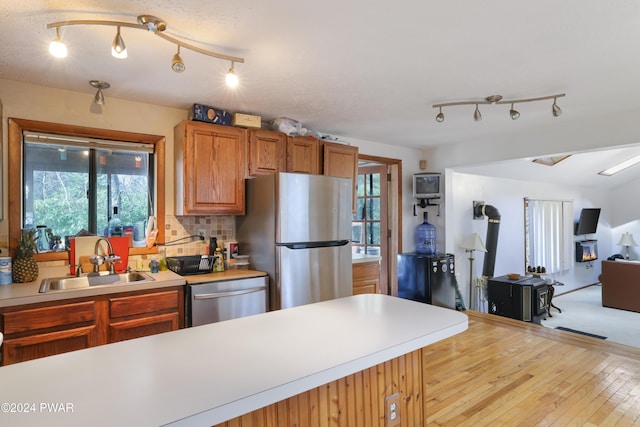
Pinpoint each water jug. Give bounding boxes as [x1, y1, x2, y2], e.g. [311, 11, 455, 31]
[415, 212, 436, 254]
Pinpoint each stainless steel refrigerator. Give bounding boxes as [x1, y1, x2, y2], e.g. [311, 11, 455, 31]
[236, 173, 353, 310]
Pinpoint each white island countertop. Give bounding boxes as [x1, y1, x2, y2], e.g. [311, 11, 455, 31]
[0, 294, 467, 427]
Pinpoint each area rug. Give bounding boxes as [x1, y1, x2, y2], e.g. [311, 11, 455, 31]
[556, 326, 607, 340]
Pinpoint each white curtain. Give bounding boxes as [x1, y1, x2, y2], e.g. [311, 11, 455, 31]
[526, 199, 573, 273]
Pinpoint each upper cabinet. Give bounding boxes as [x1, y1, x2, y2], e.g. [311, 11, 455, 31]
[287, 135, 320, 175]
[322, 141, 359, 210]
[247, 129, 287, 176]
[174, 120, 247, 215]
[247, 130, 320, 176]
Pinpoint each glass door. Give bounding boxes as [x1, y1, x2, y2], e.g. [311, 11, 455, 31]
[352, 164, 388, 292]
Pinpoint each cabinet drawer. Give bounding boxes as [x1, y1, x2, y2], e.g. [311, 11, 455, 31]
[353, 261, 380, 281]
[2, 325, 98, 365]
[2, 301, 96, 335]
[109, 290, 179, 319]
[109, 312, 180, 343]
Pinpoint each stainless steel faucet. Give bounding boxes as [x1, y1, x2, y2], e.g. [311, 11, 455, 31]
[89, 237, 121, 274]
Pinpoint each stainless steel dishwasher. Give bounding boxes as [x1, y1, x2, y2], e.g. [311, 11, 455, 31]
[186, 276, 268, 327]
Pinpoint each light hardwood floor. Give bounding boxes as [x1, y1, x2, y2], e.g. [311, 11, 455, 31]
[424, 310, 640, 426]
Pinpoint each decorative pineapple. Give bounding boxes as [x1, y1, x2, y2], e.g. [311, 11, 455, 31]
[13, 229, 39, 283]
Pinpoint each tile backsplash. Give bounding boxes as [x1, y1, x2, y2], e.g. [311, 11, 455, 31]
[162, 215, 235, 257]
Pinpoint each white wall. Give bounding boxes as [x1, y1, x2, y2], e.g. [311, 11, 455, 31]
[446, 171, 609, 306]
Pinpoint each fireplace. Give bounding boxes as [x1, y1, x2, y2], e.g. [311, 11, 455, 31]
[487, 275, 548, 324]
[576, 240, 598, 263]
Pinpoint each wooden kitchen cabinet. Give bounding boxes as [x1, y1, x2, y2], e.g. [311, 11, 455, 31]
[247, 129, 286, 176]
[352, 260, 380, 295]
[1, 301, 99, 365]
[287, 135, 320, 174]
[0, 287, 184, 366]
[174, 120, 247, 215]
[322, 141, 358, 210]
[247, 130, 320, 176]
[108, 290, 181, 343]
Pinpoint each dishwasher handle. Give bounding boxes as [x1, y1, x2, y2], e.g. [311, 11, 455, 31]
[193, 286, 267, 300]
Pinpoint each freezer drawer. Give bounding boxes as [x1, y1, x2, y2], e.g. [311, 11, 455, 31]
[187, 276, 268, 327]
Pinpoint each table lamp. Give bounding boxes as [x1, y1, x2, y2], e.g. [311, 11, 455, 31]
[618, 232, 638, 260]
[460, 233, 487, 310]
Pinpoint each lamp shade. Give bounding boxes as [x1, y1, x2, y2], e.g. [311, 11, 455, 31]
[618, 232, 638, 247]
[460, 233, 487, 252]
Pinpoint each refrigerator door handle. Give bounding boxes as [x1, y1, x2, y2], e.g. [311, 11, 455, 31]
[278, 240, 350, 250]
[193, 286, 268, 300]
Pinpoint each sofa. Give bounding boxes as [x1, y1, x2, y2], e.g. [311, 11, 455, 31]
[599, 260, 640, 313]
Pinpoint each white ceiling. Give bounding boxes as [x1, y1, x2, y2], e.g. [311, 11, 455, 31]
[3, 1, 640, 187]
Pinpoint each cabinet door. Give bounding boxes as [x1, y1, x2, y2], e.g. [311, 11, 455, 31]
[175, 121, 247, 215]
[248, 129, 286, 176]
[352, 261, 380, 295]
[2, 326, 98, 365]
[287, 135, 319, 174]
[323, 142, 358, 211]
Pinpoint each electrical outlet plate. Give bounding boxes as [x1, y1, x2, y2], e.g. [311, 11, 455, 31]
[385, 392, 401, 427]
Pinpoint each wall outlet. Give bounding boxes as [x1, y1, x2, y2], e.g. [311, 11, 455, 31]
[385, 392, 401, 427]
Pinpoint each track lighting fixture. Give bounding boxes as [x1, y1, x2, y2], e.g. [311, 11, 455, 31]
[225, 62, 239, 88]
[433, 93, 565, 122]
[473, 104, 482, 122]
[552, 97, 562, 117]
[111, 26, 127, 59]
[49, 27, 67, 58]
[509, 103, 520, 120]
[171, 45, 185, 73]
[48, 14, 244, 87]
[90, 80, 110, 105]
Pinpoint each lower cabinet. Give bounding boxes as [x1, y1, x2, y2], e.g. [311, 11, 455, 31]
[352, 260, 381, 295]
[0, 287, 184, 366]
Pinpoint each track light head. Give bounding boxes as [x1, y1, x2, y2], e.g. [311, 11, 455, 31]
[473, 104, 482, 122]
[111, 26, 127, 59]
[509, 103, 520, 120]
[552, 98, 562, 117]
[49, 27, 67, 58]
[435, 107, 445, 123]
[90, 80, 110, 105]
[171, 45, 185, 73]
[226, 63, 239, 88]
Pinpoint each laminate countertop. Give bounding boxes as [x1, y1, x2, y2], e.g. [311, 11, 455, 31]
[0, 294, 467, 426]
[0, 266, 266, 308]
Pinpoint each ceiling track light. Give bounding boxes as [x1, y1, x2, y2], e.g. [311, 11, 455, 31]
[49, 27, 67, 58]
[225, 61, 239, 88]
[90, 80, 110, 105]
[171, 45, 185, 73]
[111, 26, 127, 59]
[432, 93, 565, 123]
[48, 14, 244, 86]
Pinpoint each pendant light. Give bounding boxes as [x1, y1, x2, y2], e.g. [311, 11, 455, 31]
[171, 45, 185, 72]
[435, 106, 445, 123]
[90, 80, 110, 105]
[552, 97, 563, 117]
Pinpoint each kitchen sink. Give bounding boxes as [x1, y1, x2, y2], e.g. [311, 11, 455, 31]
[39, 271, 155, 293]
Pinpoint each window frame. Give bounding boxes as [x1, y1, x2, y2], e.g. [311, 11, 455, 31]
[8, 118, 165, 261]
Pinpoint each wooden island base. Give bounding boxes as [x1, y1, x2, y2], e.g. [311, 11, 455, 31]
[214, 348, 424, 426]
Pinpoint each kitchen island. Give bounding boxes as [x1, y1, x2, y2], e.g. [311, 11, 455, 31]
[0, 294, 467, 426]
